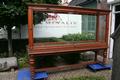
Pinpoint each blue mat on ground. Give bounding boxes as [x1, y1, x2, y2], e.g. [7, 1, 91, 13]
[87, 63, 112, 71]
[17, 68, 48, 80]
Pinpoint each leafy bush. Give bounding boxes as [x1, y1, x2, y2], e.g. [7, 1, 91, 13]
[60, 33, 95, 64]
[18, 53, 29, 68]
[62, 32, 95, 41]
[34, 32, 95, 43]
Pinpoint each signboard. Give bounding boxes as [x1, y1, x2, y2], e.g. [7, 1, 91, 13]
[21, 13, 82, 38]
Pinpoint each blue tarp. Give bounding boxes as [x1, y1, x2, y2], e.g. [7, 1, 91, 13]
[87, 63, 112, 71]
[17, 68, 48, 80]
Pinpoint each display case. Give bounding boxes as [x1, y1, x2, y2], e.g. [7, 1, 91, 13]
[27, 3, 110, 79]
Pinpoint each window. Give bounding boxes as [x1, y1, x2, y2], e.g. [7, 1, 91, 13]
[82, 15, 96, 33]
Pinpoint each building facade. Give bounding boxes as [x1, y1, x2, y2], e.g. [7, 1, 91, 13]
[107, 0, 120, 58]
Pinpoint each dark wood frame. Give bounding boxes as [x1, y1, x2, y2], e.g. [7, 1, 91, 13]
[27, 3, 110, 79]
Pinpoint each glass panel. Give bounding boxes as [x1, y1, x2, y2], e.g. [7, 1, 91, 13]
[98, 15, 106, 42]
[82, 15, 96, 33]
[33, 12, 96, 45]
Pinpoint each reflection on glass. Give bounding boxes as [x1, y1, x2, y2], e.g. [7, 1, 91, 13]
[33, 12, 96, 44]
[82, 15, 96, 33]
[99, 15, 106, 42]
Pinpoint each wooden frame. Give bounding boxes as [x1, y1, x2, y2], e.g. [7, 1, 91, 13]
[27, 3, 110, 79]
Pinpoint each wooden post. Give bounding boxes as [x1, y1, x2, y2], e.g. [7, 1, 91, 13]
[29, 55, 35, 79]
[102, 14, 109, 64]
[105, 14, 110, 45]
[94, 13, 100, 62]
[96, 13, 99, 42]
[94, 51, 98, 61]
[28, 7, 34, 49]
[103, 49, 107, 64]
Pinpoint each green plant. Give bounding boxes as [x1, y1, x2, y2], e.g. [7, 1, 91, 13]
[18, 54, 29, 68]
[60, 33, 95, 64]
[62, 32, 95, 41]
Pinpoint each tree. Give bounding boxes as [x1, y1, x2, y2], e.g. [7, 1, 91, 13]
[0, 0, 60, 57]
[0, 1, 27, 57]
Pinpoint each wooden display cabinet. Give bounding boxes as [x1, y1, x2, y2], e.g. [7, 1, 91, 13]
[27, 3, 110, 79]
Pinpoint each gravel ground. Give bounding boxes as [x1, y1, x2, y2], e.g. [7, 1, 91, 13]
[0, 58, 112, 80]
[48, 68, 112, 80]
[0, 71, 17, 80]
[0, 68, 111, 80]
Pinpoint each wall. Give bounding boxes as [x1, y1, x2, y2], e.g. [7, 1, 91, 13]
[107, 0, 120, 58]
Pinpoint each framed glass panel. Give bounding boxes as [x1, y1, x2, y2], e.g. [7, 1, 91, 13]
[98, 15, 106, 42]
[33, 11, 96, 45]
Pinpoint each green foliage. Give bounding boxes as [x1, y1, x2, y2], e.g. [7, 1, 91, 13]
[60, 76, 106, 80]
[0, 0, 60, 27]
[62, 33, 96, 41]
[0, 1, 27, 27]
[35, 32, 95, 43]
[31, 0, 60, 4]
[0, 0, 60, 56]
[33, 0, 60, 24]
[18, 53, 29, 68]
[34, 13, 48, 24]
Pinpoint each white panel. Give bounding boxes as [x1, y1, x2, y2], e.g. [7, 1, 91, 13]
[33, 13, 82, 38]
[108, 5, 115, 58]
[20, 25, 28, 39]
[107, 0, 114, 3]
[21, 14, 82, 38]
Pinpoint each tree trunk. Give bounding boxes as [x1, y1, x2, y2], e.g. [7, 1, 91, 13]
[7, 27, 13, 57]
